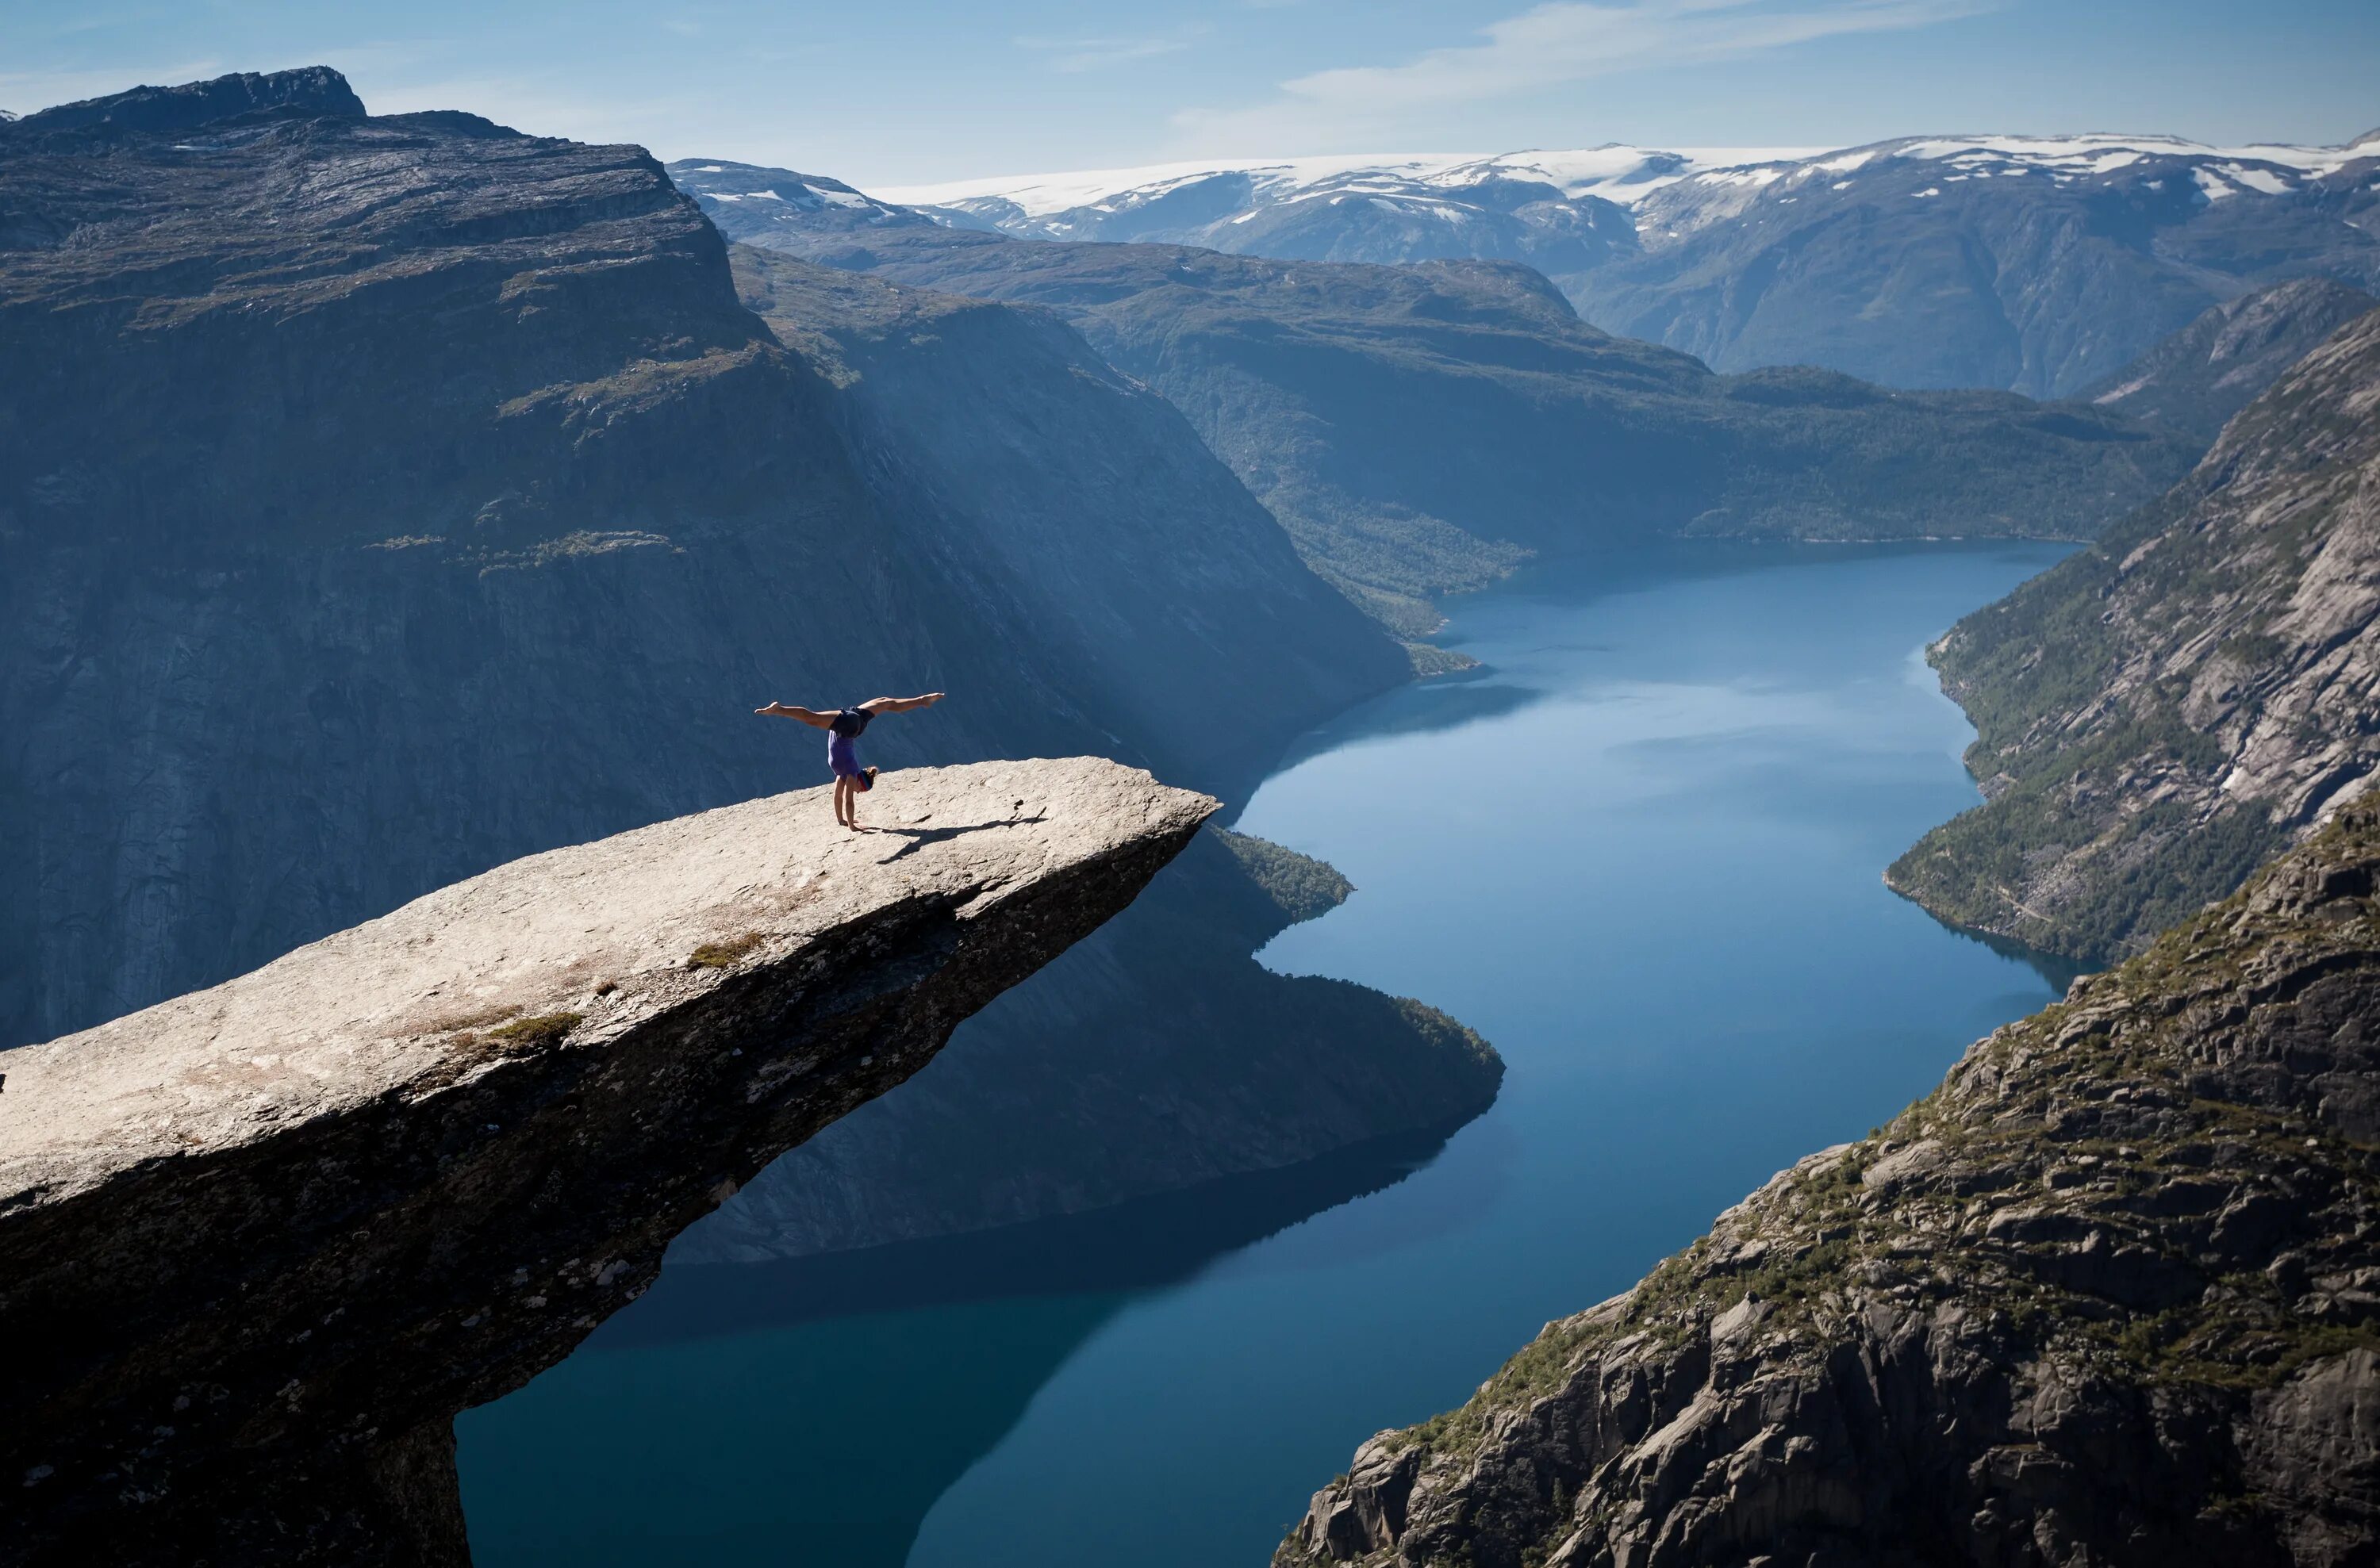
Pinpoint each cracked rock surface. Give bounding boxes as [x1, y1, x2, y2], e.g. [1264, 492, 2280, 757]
[0, 757, 1212, 1567]
[1284, 808, 2380, 1568]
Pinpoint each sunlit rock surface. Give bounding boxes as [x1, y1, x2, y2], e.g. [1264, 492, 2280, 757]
[0, 758, 1213, 1567]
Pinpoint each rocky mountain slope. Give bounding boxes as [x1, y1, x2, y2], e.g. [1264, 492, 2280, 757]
[1888, 305, 2380, 963]
[1284, 804, 2380, 1568]
[712, 205, 2194, 634]
[852, 132, 2380, 397]
[0, 759, 1210, 1566]
[2080, 278, 2378, 448]
[0, 71, 1495, 1276]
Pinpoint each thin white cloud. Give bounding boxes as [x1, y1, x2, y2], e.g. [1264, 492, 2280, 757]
[1019, 30, 1200, 75]
[1174, 0, 1992, 148]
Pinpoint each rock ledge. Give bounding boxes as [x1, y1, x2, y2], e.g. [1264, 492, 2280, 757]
[0, 757, 1212, 1566]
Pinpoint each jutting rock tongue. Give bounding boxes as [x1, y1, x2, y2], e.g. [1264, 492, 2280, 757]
[0, 759, 1215, 1568]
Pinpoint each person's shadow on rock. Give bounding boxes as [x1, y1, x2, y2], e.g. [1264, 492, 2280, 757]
[874, 814, 1047, 861]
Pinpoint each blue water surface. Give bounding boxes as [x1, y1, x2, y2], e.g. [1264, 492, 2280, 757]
[459, 541, 2079, 1567]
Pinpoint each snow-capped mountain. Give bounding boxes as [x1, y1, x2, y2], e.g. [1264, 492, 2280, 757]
[686, 131, 2380, 397]
[871, 146, 1807, 276]
[879, 132, 2380, 396]
[876, 144, 1818, 228]
[666, 159, 931, 241]
[1587, 131, 2380, 396]
[877, 133, 2372, 245]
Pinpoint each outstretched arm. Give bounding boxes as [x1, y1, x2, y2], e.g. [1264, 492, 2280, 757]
[857, 692, 946, 716]
[754, 702, 837, 729]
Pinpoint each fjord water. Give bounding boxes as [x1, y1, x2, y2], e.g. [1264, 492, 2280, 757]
[460, 541, 2079, 1566]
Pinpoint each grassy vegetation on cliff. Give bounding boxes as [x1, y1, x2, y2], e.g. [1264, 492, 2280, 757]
[1214, 830, 1354, 926]
[1887, 306, 2380, 962]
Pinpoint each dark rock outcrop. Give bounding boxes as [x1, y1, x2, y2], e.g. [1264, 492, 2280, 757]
[7, 65, 365, 137]
[1283, 807, 2380, 1568]
[0, 758, 1213, 1567]
[1889, 304, 2380, 962]
[701, 194, 2193, 634]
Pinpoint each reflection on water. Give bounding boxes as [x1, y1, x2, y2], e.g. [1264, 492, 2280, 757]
[459, 1126, 1462, 1566]
[462, 539, 2083, 1567]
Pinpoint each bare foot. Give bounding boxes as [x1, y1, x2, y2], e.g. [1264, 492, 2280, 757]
[754, 701, 784, 715]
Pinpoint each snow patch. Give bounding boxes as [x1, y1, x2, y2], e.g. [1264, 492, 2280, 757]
[1695, 167, 1787, 189]
[2218, 163, 2292, 195]
[854, 129, 2364, 241]
[875, 144, 1822, 217]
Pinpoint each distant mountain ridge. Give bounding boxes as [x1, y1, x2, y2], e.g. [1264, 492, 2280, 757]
[776, 130, 2380, 397]
[683, 167, 2198, 634]
[874, 134, 2376, 231]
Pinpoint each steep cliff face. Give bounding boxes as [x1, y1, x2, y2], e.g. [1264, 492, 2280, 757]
[2081, 278, 2378, 448]
[1284, 808, 2380, 1568]
[0, 71, 1399, 1048]
[1889, 306, 2380, 962]
[708, 203, 2193, 634]
[728, 247, 1402, 736]
[0, 759, 1214, 1567]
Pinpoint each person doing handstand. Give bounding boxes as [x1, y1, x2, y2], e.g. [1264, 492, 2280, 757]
[754, 692, 946, 831]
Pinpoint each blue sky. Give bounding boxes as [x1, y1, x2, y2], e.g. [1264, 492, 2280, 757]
[4, 1, 2374, 186]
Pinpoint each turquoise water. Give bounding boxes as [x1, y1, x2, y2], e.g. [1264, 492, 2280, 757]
[459, 541, 2079, 1566]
